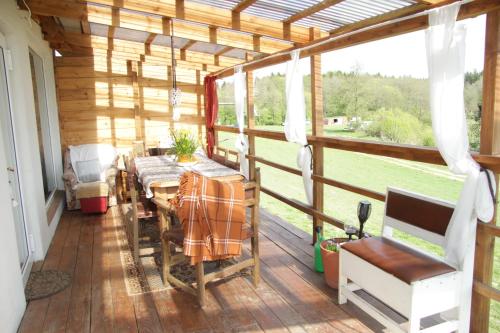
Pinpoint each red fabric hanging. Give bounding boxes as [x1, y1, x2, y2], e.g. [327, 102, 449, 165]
[204, 75, 218, 158]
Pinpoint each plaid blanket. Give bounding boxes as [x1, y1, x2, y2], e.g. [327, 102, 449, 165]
[175, 172, 245, 265]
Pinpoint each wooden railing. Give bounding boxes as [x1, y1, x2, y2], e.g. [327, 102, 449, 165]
[213, 123, 500, 331]
[212, 10, 500, 329]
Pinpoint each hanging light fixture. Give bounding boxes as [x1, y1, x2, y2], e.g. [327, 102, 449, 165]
[169, 19, 182, 120]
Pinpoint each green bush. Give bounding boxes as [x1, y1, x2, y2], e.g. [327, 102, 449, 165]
[366, 108, 434, 146]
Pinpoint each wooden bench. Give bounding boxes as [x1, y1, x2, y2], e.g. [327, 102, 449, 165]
[338, 187, 466, 333]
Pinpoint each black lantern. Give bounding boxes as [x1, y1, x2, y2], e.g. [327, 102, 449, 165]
[357, 200, 371, 239]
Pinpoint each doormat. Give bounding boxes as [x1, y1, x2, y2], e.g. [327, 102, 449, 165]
[25, 270, 72, 301]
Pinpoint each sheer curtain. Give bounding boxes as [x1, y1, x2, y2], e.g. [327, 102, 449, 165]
[234, 66, 249, 179]
[204, 75, 218, 158]
[285, 50, 313, 205]
[426, 3, 496, 330]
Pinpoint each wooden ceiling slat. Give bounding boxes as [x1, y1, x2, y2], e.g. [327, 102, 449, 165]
[214, 46, 234, 56]
[181, 39, 198, 50]
[283, 0, 345, 24]
[233, 0, 259, 13]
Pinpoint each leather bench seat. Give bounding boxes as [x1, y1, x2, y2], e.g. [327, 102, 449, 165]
[342, 237, 455, 284]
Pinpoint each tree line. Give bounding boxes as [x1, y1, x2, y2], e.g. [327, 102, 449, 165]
[217, 69, 483, 150]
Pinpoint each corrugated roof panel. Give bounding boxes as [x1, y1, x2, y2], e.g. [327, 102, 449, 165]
[90, 23, 109, 37]
[189, 41, 228, 54]
[188, 0, 240, 11]
[59, 17, 81, 33]
[114, 27, 151, 43]
[223, 48, 248, 59]
[184, 0, 419, 33]
[153, 35, 189, 49]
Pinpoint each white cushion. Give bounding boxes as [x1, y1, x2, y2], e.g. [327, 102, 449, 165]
[75, 159, 103, 183]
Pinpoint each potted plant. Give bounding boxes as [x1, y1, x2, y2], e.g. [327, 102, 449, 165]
[171, 129, 198, 164]
[320, 238, 347, 289]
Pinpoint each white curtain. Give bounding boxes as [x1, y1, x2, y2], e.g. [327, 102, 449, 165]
[285, 50, 313, 205]
[234, 65, 249, 179]
[426, 3, 496, 330]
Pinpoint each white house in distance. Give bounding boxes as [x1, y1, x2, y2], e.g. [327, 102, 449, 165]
[324, 116, 348, 126]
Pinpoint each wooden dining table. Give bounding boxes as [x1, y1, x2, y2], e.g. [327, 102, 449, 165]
[133, 152, 243, 201]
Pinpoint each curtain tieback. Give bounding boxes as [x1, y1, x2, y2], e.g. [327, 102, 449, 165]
[480, 167, 497, 204]
[304, 144, 313, 171]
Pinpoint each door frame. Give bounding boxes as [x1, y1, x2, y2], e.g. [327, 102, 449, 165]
[0, 32, 33, 285]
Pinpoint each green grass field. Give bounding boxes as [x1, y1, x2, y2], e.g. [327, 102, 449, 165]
[219, 125, 499, 331]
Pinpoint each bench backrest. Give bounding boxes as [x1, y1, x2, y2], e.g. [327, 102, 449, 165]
[382, 187, 455, 247]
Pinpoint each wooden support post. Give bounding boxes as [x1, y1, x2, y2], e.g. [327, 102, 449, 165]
[471, 9, 500, 332]
[246, 67, 256, 180]
[310, 27, 324, 244]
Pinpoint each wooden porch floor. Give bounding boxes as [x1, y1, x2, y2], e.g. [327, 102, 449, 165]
[18, 206, 385, 333]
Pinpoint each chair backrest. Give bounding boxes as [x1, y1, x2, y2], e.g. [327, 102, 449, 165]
[212, 146, 240, 171]
[382, 187, 455, 247]
[243, 168, 260, 210]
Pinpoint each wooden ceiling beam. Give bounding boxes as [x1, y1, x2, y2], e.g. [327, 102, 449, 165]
[233, 0, 258, 13]
[215, 46, 234, 56]
[81, 20, 91, 34]
[145, 33, 157, 45]
[284, 0, 344, 24]
[25, 0, 318, 44]
[181, 39, 197, 50]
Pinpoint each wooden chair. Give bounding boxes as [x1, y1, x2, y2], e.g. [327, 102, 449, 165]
[153, 168, 260, 306]
[338, 187, 465, 333]
[124, 154, 157, 263]
[211, 146, 240, 171]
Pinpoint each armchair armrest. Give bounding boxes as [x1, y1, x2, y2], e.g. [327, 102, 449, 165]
[62, 170, 78, 189]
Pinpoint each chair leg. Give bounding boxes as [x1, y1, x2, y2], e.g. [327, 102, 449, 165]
[251, 234, 260, 287]
[338, 251, 347, 304]
[159, 210, 171, 284]
[251, 204, 260, 287]
[133, 211, 139, 263]
[196, 262, 205, 307]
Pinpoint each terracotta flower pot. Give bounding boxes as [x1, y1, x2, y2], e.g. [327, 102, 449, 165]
[320, 238, 348, 289]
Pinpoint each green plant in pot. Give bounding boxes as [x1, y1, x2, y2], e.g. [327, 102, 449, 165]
[171, 129, 198, 163]
[320, 238, 346, 289]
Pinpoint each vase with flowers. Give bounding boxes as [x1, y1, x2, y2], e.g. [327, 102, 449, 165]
[171, 129, 199, 165]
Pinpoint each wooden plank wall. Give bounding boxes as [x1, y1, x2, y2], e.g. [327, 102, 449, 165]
[55, 54, 206, 150]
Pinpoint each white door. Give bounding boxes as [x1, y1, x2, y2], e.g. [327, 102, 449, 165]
[0, 35, 32, 281]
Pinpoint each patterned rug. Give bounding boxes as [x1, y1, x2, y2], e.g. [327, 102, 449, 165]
[116, 204, 248, 296]
[25, 270, 72, 300]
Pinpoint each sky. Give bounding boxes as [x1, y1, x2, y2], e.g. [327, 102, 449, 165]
[251, 14, 486, 79]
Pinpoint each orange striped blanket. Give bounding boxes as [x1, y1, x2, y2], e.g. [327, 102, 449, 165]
[174, 172, 245, 265]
